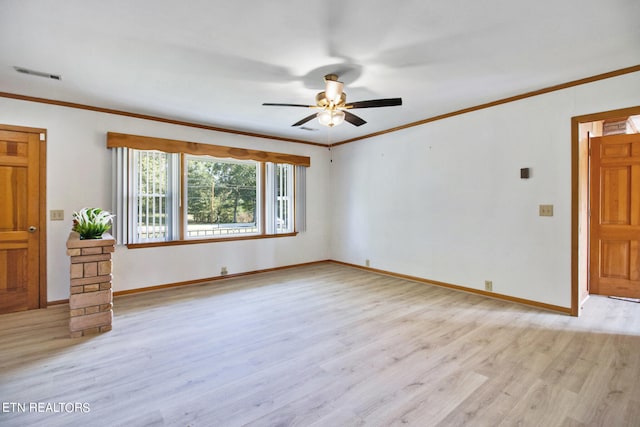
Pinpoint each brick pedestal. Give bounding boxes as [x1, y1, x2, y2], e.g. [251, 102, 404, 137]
[66, 232, 115, 338]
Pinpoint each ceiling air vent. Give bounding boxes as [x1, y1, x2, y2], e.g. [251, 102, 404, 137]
[299, 126, 318, 132]
[14, 66, 62, 81]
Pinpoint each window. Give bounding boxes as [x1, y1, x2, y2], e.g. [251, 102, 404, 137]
[267, 163, 294, 234]
[109, 132, 309, 247]
[186, 156, 259, 238]
[132, 150, 180, 243]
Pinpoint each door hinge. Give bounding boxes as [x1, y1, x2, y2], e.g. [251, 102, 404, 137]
[39, 133, 45, 141]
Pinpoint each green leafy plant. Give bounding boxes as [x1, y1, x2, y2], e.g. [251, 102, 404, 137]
[72, 208, 114, 239]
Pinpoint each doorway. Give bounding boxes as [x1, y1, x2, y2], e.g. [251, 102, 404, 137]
[0, 124, 47, 314]
[573, 108, 640, 316]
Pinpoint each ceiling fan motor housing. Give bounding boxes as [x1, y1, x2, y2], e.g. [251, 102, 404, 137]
[316, 91, 347, 108]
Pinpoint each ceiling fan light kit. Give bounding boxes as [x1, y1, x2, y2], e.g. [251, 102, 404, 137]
[318, 109, 345, 127]
[263, 73, 402, 128]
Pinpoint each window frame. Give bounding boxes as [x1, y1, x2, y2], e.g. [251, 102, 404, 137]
[184, 154, 261, 240]
[130, 149, 181, 244]
[108, 132, 309, 249]
[268, 162, 295, 235]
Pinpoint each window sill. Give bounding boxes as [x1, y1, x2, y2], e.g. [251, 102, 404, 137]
[126, 232, 298, 249]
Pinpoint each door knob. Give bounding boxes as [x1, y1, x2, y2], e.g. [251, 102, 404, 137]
[28, 226, 37, 233]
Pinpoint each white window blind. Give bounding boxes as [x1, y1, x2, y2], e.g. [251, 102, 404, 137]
[111, 147, 129, 245]
[295, 165, 306, 232]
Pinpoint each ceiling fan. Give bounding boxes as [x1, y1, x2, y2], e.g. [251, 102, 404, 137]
[263, 74, 402, 128]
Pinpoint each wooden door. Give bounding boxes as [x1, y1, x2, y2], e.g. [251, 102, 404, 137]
[0, 126, 43, 313]
[589, 133, 640, 298]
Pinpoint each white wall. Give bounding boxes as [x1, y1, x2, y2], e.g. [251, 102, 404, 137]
[1, 98, 331, 301]
[329, 71, 640, 309]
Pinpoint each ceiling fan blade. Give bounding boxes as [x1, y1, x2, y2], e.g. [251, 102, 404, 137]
[291, 113, 318, 127]
[345, 98, 402, 109]
[343, 111, 367, 127]
[263, 103, 315, 108]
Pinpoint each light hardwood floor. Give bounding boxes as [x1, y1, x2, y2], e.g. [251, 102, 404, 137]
[0, 262, 639, 426]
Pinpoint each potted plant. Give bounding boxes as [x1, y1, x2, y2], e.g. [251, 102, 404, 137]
[72, 207, 115, 239]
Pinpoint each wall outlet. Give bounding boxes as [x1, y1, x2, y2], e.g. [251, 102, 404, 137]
[485, 280, 493, 292]
[50, 210, 64, 221]
[221, 266, 228, 276]
[365, 259, 370, 267]
[539, 204, 554, 216]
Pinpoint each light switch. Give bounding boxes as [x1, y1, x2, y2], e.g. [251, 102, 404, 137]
[539, 205, 554, 216]
[50, 210, 64, 221]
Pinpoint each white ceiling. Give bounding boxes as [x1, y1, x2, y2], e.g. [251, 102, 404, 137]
[1, 0, 639, 145]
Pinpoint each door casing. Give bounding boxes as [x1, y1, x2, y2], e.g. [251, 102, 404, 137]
[572, 106, 640, 316]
